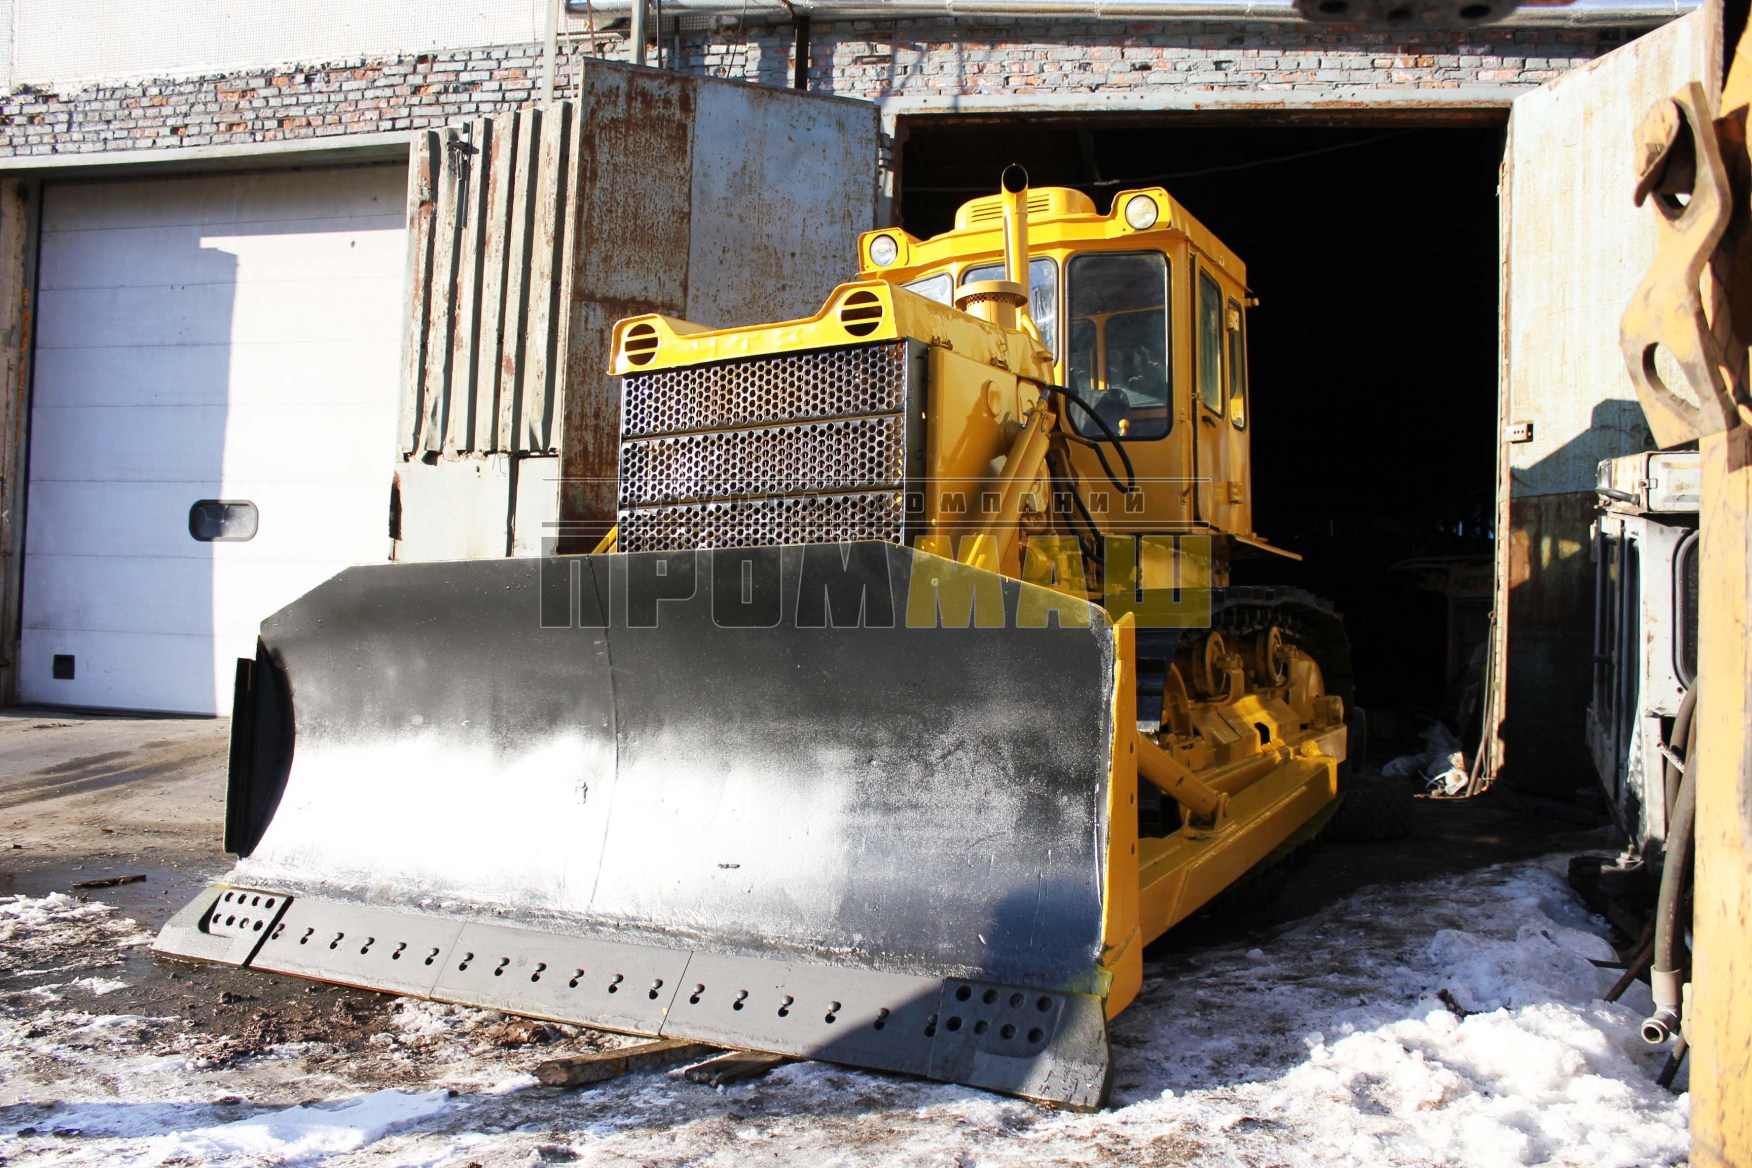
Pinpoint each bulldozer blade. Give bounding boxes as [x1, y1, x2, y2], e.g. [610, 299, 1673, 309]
[157, 542, 1120, 1108]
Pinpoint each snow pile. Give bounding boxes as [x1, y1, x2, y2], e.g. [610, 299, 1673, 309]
[1269, 999, 1682, 1166]
[149, 1089, 455, 1163]
[1054, 859, 1687, 1168]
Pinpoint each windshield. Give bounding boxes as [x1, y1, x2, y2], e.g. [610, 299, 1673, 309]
[903, 271, 953, 306]
[1196, 270, 1224, 415]
[961, 257, 1058, 357]
[1065, 252, 1170, 440]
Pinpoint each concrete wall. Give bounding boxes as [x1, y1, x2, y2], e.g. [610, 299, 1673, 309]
[4, 0, 547, 89]
[0, 0, 12, 92]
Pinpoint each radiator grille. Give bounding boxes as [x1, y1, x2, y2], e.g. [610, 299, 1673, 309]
[621, 342, 911, 438]
[620, 416, 906, 508]
[618, 341, 917, 553]
[619, 493, 905, 552]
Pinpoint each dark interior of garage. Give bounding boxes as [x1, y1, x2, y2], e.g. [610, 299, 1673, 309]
[897, 120, 1506, 761]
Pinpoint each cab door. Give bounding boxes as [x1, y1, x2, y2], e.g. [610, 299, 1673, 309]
[1221, 291, 1254, 537]
[1061, 246, 1193, 532]
[1191, 256, 1234, 532]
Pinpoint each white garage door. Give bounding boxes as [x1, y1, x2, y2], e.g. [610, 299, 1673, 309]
[21, 165, 407, 714]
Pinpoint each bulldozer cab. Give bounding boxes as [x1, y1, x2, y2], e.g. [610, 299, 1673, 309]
[859, 187, 1257, 546]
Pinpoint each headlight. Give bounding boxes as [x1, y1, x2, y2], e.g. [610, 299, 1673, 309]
[1647, 451, 1701, 512]
[1123, 195, 1159, 230]
[869, 234, 899, 267]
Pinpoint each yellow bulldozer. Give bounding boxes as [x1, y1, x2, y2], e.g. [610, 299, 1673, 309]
[156, 167, 1366, 1109]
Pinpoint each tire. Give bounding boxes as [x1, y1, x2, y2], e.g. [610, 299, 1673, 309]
[1328, 773, 1414, 843]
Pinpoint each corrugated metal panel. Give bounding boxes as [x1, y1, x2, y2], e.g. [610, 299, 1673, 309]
[1492, 8, 1712, 791]
[398, 131, 438, 453]
[401, 109, 571, 457]
[521, 102, 573, 454]
[444, 117, 489, 453]
[497, 111, 542, 452]
[473, 115, 514, 453]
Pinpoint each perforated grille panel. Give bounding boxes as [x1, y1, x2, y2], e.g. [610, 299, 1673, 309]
[620, 493, 905, 551]
[621, 343, 911, 438]
[621, 417, 907, 508]
[618, 342, 918, 553]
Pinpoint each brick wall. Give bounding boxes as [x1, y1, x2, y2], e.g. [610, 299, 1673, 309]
[692, 20, 1622, 98]
[0, 19, 1635, 158]
[0, 45, 553, 155]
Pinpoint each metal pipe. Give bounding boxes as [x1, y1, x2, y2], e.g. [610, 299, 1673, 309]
[565, 0, 1691, 27]
[1643, 704, 1697, 1046]
[1000, 164, 1029, 294]
[630, 0, 649, 66]
[998, 162, 1043, 342]
[543, 0, 562, 103]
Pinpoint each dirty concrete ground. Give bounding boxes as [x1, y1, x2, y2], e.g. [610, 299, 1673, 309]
[0, 708, 1619, 1120]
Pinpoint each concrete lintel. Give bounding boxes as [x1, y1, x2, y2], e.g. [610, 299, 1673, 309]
[878, 85, 1524, 119]
[0, 129, 414, 178]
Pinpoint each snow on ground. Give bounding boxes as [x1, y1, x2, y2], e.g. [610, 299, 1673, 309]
[150, 1090, 457, 1164]
[0, 857, 1689, 1167]
[2, 893, 154, 1011]
[2, 891, 155, 964]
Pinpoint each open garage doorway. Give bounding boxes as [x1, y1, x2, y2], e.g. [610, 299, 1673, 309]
[896, 118, 1506, 764]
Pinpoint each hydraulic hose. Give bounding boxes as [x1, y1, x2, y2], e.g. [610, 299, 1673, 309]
[1642, 694, 1697, 1046]
[1042, 382, 1137, 495]
[1046, 446, 1105, 567]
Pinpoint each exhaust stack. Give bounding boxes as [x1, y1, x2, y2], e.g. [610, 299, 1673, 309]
[1001, 163, 1030, 297]
[954, 165, 1034, 334]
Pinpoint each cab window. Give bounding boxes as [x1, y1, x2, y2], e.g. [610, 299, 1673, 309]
[1196, 270, 1224, 415]
[903, 271, 953, 305]
[1227, 298, 1247, 429]
[1066, 252, 1170, 440]
[962, 257, 1058, 356]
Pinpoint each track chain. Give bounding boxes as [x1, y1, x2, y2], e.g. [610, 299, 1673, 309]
[1206, 587, 1355, 709]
